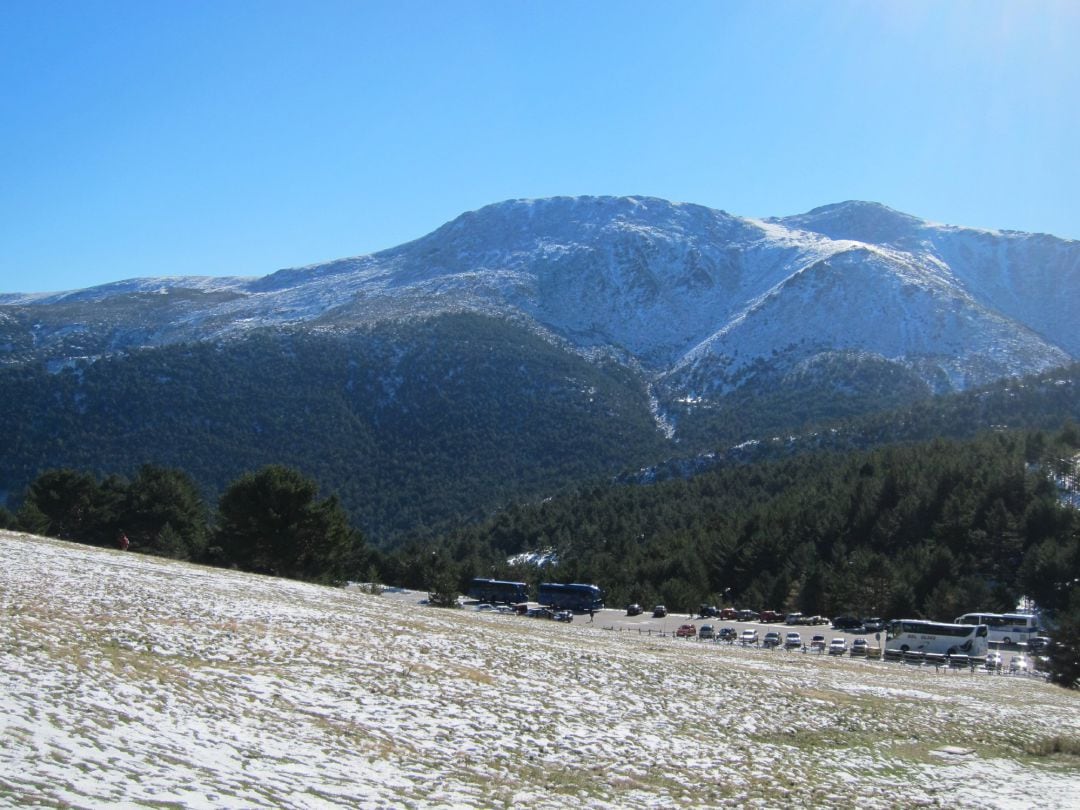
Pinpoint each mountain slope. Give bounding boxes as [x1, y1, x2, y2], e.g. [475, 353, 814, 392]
[2, 196, 1079, 540]
[776, 200, 1080, 356]
[3, 196, 1076, 393]
[0, 315, 666, 540]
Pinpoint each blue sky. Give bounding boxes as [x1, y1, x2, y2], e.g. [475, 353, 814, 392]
[2, 1, 1078, 293]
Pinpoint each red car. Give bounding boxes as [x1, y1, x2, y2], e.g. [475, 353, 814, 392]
[759, 610, 783, 623]
[676, 624, 697, 637]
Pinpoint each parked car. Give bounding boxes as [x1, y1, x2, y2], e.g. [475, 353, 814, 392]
[784, 632, 803, 649]
[762, 631, 782, 648]
[829, 638, 847, 655]
[553, 610, 573, 622]
[810, 634, 826, 651]
[626, 603, 643, 616]
[699, 624, 716, 640]
[736, 609, 759, 622]
[861, 617, 885, 633]
[831, 615, 862, 631]
[740, 628, 759, 645]
[785, 612, 804, 625]
[528, 608, 554, 619]
[719, 627, 738, 642]
[653, 605, 668, 618]
[759, 610, 784, 623]
[850, 638, 869, 656]
[1008, 655, 1030, 674]
[985, 650, 1003, 671]
[475, 603, 495, 611]
[1027, 636, 1051, 654]
[718, 608, 738, 620]
[699, 604, 718, 618]
[676, 624, 697, 638]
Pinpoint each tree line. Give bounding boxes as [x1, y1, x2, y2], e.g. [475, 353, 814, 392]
[0, 464, 369, 584]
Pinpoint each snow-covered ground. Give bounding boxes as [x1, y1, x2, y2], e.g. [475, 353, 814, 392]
[2, 530, 1078, 809]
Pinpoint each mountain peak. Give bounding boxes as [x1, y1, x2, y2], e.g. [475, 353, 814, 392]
[773, 200, 926, 246]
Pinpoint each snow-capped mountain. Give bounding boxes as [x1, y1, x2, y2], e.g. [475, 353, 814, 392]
[3, 197, 1079, 540]
[1, 196, 1076, 394]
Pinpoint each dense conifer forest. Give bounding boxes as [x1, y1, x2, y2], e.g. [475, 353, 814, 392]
[1, 312, 1078, 546]
[0, 316, 667, 541]
[408, 429, 1079, 617]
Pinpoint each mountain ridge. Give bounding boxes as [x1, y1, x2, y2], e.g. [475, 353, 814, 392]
[3, 195, 1077, 397]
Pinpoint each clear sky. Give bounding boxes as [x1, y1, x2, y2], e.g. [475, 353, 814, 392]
[2, 1, 1077, 293]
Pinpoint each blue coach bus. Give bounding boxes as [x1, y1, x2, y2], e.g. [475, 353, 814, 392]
[538, 582, 604, 611]
[467, 578, 529, 604]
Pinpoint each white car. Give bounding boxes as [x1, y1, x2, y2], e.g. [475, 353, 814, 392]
[850, 638, 869, 656]
[740, 629, 759, 645]
[1008, 656, 1029, 674]
[985, 651, 1003, 671]
[829, 638, 847, 655]
[784, 632, 802, 649]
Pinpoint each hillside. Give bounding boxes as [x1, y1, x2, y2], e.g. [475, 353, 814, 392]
[0, 316, 667, 539]
[2, 196, 1078, 541]
[2, 530, 1079, 809]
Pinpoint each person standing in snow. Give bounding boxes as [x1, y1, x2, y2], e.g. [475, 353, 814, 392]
[117, 531, 130, 551]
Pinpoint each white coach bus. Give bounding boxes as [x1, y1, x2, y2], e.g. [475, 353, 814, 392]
[886, 619, 989, 657]
[954, 612, 1039, 646]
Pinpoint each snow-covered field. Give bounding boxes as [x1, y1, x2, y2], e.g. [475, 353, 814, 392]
[2, 530, 1078, 809]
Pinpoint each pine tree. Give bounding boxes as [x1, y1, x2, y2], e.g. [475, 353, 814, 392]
[214, 465, 365, 583]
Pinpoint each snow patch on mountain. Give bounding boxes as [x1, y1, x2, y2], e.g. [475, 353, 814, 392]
[2, 196, 1076, 400]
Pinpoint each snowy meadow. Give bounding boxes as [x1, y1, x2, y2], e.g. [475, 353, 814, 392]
[1, 531, 1078, 809]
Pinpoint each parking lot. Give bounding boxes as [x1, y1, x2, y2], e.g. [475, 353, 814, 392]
[586, 607, 883, 650]
[375, 588, 1046, 677]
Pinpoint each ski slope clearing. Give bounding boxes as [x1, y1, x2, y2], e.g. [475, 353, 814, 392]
[2, 531, 1078, 809]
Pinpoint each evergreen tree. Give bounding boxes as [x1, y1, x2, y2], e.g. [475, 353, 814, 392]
[215, 465, 364, 583]
[425, 551, 461, 608]
[0, 505, 17, 530]
[124, 465, 209, 559]
[19, 469, 109, 544]
[1047, 594, 1080, 690]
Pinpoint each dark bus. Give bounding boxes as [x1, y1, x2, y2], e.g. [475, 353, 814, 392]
[537, 582, 604, 611]
[467, 578, 529, 604]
